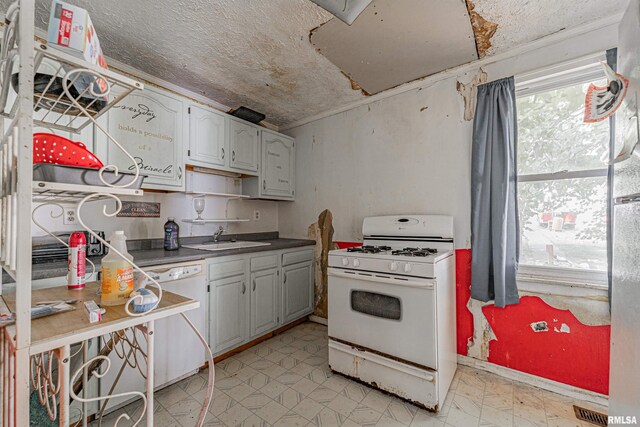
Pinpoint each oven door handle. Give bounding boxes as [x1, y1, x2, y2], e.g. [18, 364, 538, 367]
[328, 269, 434, 289]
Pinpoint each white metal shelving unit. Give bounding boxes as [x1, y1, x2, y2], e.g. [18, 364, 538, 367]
[0, 2, 214, 425]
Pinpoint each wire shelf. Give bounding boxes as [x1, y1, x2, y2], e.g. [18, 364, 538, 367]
[32, 181, 143, 203]
[1, 43, 143, 134]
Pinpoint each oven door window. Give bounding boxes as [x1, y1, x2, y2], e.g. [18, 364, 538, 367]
[350, 290, 401, 320]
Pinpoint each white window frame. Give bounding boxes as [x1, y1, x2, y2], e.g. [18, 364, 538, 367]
[514, 53, 609, 289]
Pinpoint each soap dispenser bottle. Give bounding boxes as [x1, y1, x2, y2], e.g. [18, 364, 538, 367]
[164, 217, 180, 251]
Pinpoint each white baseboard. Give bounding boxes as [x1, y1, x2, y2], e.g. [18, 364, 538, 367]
[457, 355, 608, 407]
[309, 315, 328, 326]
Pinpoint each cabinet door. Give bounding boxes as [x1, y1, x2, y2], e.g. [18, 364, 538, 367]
[261, 130, 295, 199]
[210, 275, 247, 354]
[104, 85, 184, 190]
[229, 118, 259, 173]
[282, 261, 313, 323]
[188, 105, 227, 167]
[250, 268, 279, 337]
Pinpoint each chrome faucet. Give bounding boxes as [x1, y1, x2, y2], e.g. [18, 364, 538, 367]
[213, 226, 225, 242]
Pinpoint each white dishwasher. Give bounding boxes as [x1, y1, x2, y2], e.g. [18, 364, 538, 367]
[100, 260, 207, 413]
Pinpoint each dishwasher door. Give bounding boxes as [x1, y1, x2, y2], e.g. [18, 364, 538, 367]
[99, 261, 207, 413]
[152, 262, 207, 386]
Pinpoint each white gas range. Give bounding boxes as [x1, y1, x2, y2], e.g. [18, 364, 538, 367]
[328, 215, 457, 411]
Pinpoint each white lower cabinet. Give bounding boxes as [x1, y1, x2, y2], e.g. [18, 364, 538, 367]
[282, 261, 314, 324]
[250, 267, 279, 337]
[207, 247, 314, 355]
[210, 274, 248, 354]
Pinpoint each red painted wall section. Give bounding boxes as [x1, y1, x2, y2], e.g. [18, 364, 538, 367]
[336, 241, 362, 249]
[455, 249, 474, 355]
[482, 296, 610, 395]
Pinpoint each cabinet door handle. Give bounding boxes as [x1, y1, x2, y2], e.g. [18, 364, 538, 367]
[221, 147, 225, 159]
[253, 280, 256, 291]
[283, 273, 287, 284]
[263, 180, 266, 190]
[232, 150, 235, 162]
[242, 282, 246, 294]
[177, 165, 183, 179]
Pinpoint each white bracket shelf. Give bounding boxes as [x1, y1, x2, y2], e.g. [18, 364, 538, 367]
[182, 218, 250, 224]
[185, 191, 250, 199]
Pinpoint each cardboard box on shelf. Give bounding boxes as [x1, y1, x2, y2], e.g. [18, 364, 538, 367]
[47, 0, 108, 69]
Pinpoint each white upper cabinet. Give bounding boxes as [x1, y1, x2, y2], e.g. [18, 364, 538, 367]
[101, 85, 185, 190]
[245, 130, 295, 200]
[229, 118, 259, 173]
[187, 104, 227, 168]
[262, 130, 295, 200]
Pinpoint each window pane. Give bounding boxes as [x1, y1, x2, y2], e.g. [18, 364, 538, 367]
[516, 81, 609, 175]
[518, 177, 607, 271]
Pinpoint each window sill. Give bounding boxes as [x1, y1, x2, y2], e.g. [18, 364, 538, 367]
[517, 273, 608, 300]
[518, 264, 606, 285]
[517, 273, 607, 289]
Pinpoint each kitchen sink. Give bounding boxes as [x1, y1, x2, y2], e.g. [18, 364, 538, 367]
[182, 241, 271, 251]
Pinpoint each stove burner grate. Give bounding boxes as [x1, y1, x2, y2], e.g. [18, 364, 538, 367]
[347, 245, 391, 254]
[391, 247, 438, 257]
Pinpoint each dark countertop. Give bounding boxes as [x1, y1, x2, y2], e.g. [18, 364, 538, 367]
[3, 233, 314, 283]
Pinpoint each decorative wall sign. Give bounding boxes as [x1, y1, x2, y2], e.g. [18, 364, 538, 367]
[116, 201, 161, 218]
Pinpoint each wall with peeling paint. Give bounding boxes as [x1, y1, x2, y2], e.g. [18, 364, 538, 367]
[280, 23, 617, 395]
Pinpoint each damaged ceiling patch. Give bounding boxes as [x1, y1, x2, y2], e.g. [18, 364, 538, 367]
[310, 0, 478, 95]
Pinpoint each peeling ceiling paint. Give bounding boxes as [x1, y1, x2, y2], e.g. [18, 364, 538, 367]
[465, 0, 498, 57]
[6, 0, 628, 128]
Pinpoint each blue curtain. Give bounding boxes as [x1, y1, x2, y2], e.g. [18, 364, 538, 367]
[470, 76, 520, 308]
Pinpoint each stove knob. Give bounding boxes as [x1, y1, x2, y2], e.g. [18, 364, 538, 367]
[404, 263, 412, 273]
[389, 261, 398, 271]
[353, 259, 361, 267]
[341, 257, 349, 266]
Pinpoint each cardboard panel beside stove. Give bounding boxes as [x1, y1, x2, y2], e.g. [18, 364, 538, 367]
[279, 24, 614, 398]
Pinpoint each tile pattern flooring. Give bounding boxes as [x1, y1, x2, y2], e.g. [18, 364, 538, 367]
[94, 322, 606, 427]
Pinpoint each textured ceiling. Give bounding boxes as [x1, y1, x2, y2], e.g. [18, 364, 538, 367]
[473, 0, 627, 57]
[7, 0, 629, 127]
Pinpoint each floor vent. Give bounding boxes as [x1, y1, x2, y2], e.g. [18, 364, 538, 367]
[573, 405, 607, 426]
